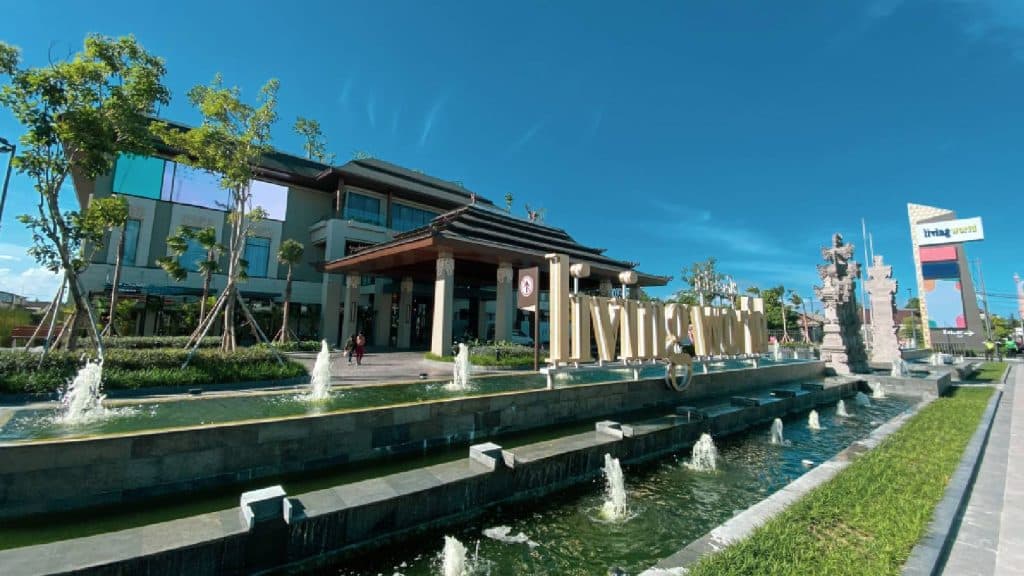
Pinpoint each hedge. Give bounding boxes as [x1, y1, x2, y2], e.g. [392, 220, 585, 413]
[253, 340, 324, 352]
[103, 336, 221, 349]
[0, 348, 307, 394]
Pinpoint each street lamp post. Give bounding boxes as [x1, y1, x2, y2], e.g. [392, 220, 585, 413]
[0, 136, 15, 234]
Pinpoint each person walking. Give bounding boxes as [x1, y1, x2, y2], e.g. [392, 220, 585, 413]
[355, 332, 366, 365]
[344, 335, 356, 364]
[984, 338, 995, 362]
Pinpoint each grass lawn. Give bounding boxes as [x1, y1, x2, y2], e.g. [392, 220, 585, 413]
[687, 386, 995, 576]
[969, 362, 1008, 383]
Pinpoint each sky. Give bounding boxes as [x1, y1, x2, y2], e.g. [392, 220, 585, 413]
[0, 0, 1022, 317]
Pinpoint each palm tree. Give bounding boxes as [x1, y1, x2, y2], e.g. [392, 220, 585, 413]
[157, 226, 223, 329]
[275, 238, 304, 343]
[789, 290, 809, 342]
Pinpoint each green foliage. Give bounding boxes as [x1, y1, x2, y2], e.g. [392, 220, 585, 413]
[293, 117, 335, 164]
[112, 299, 138, 336]
[0, 35, 168, 275]
[676, 257, 723, 305]
[277, 238, 304, 267]
[253, 339, 322, 352]
[157, 225, 222, 282]
[104, 335, 220, 349]
[754, 285, 799, 330]
[899, 315, 922, 341]
[688, 386, 994, 576]
[968, 362, 1007, 383]
[991, 314, 1013, 340]
[425, 342, 536, 367]
[905, 296, 920, 311]
[0, 307, 32, 347]
[0, 348, 306, 394]
[83, 195, 129, 254]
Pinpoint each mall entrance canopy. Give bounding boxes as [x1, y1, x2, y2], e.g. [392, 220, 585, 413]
[323, 205, 670, 356]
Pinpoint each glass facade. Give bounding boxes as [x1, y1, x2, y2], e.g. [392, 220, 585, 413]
[390, 203, 436, 232]
[112, 155, 165, 199]
[112, 154, 288, 220]
[122, 219, 141, 265]
[344, 191, 383, 226]
[244, 236, 271, 278]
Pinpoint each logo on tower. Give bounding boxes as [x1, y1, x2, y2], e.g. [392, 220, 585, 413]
[518, 267, 538, 311]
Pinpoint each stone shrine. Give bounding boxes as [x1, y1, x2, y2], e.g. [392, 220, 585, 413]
[814, 233, 869, 375]
[866, 255, 900, 366]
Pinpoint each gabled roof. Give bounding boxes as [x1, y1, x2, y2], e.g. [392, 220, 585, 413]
[337, 158, 492, 208]
[324, 204, 670, 286]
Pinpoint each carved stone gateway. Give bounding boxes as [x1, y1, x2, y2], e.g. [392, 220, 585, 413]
[866, 255, 900, 366]
[814, 234, 869, 375]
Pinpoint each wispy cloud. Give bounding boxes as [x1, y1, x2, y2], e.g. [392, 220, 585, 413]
[866, 0, 905, 19]
[366, 92, 376, 129]
[948, 0, 1024, 59]
[337, 77, 354, 106]
[645, 200, 792, 258]
[0, 254, 16, 261]
[511, 120, 545, 152]
[419, 95, 447, 148]
[0, 264, 62, 301]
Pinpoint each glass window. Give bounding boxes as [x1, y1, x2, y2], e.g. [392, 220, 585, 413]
[179, 228, 208, 273]
[250, 180, 289, 221]
[161, 163, 228, 210]
[244, 236, 271, 278]
[344, 191, 383, 226]
[113, 154, 165, 199]
[390, 203, 436, 232]
[122, 219, 141, 266]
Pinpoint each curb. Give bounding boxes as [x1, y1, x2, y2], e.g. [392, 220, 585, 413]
[902, 386, 1003, 575]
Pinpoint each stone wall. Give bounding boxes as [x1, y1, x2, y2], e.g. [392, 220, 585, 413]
[0, 361, 824, 520]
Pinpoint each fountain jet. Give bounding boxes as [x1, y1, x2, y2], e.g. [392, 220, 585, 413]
[441, 535, 468, 576]
[868, 381, 886, 399]
[686, 433, 719, 472]
[446, 343, 472, 391]
[770, 418, 785, 444]
[808, 410, 821, 430]
[600, 453, 629, 521]
[836, 399, 850, 417]
[60, 361, 106, 423]
[890, 358, 910, 377]
[306, 340, 332, 401]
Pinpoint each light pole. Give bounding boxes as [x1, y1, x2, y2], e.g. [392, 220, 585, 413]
[0, 136, 15, 234]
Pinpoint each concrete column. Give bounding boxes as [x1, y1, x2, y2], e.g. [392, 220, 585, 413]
[342, 273, 360, 343]
[373, 278, 391, 347]
[430, 252, 455, 357]
[397, 277, 413, 349]
[495, 263, 515, 343]
[319, 221, 346, 346]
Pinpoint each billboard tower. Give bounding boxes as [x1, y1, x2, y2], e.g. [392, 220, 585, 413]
[907, 203, 986, 350]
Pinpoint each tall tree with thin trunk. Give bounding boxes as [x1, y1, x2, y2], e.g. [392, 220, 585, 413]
[275, 238, 304, 343]
[293, 117, 335, 164]
[89, 195, 130, 336]
[0, 36, 169, 353]
[152, 75, 278, 352]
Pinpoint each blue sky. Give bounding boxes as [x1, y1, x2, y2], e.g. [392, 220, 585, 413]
[1, 0, 1022, 317]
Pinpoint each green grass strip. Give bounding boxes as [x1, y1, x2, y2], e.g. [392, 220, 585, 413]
[970, 362, 1007, 383]
[687, 386, 995, 576]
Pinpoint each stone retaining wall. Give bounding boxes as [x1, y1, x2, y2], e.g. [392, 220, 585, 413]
[0, 361, 823, 519]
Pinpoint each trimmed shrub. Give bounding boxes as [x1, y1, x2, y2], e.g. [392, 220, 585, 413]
[253, 340, 323, 352]
[0, 348, 307, 394]
[103, 336, 221, 349]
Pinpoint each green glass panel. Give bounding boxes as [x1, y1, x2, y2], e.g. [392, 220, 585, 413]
[112, 154, 164, 199]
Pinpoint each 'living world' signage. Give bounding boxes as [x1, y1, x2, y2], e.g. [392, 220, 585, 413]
[542, 253, 769, 367]
[915, 217, 984, 246]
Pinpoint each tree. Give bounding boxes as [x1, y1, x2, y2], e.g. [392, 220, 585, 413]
[899, 314, 922, 342]
[152, 75, 278, 352]
[293, 117, 335, 164]
[0, 36, 169, 352]
[789, 290, 809, 342]
[905, 296, 920, 312]
[677, 257, 723, 306]
[88, 195, 129, 336]
[275, 238, 304, 343]
[157, 226, 222, 330]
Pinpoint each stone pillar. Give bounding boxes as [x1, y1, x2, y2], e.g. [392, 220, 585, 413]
[397, 277, 413, 349]
[319, 221, 346, 346]
[495, 263, 515, 342]
[342, 273, 360, 343]
[866, 255, 900, 365]
[477, 298, 489, 341]
[430, 252, 455, 357]
[373, 278, 391, 347]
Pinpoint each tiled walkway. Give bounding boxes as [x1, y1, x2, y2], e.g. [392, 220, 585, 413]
[945, 361, 1021, 575]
